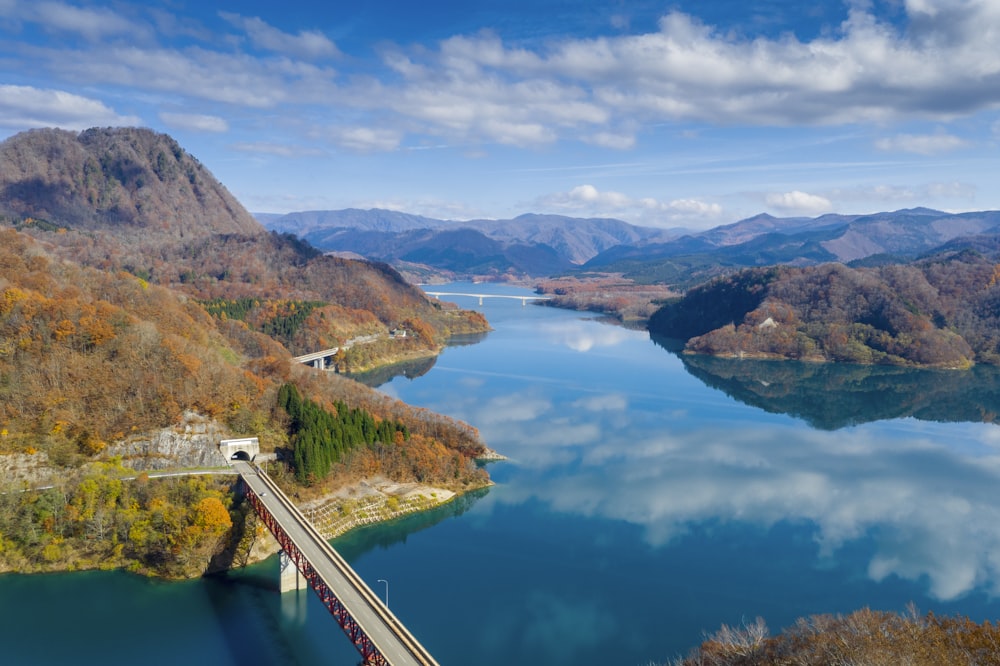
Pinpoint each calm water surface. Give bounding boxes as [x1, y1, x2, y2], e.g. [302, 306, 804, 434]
[4, 281, 1000, 665]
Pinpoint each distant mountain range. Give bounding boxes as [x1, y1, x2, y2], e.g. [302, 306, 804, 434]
[257, 209, 677, 277]
[258, 207, 1000, 283]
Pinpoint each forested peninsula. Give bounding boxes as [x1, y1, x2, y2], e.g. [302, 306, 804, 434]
[0, 127, 492, 577]
[648, 251, 1000, 368]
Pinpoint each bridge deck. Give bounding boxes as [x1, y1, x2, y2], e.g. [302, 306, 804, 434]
[424, 291, 550, 300]
[293, 347, 339, 363]
[234, 461, 438, 666]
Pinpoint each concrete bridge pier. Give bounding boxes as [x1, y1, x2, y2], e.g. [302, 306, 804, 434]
[279, 550, 307, 593]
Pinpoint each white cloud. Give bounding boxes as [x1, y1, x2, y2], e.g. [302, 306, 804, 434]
[0, 84, 140, 130]
[51, 45, 338, 108]
[829, 181, 977, 205]
[583, 131, 636, 150]
[30, 1, 139, 41]
[219, 12, 339, 60]
[330, 126, 402, 153]
[350, 2, 1000, 146]
[7, 0, 1000, 158]
[874, 132, 969, 155]
[765, 190, 833, 213]
[159, 112, 228, 133]
[537, 184, 724, 227]
[230, 141, 325, 157]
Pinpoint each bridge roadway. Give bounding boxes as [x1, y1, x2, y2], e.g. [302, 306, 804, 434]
[424, 291, 551, 305]
[233, 461, 439, 666]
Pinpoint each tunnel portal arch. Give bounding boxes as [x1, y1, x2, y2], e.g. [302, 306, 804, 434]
[220, 437, 259, 464]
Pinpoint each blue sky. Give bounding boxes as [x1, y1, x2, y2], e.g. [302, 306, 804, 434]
[2, 0, 999, 229]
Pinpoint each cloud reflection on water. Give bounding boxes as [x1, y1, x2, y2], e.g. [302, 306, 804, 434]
[476, 388, 1000, 602]
[539, 319, 644, 352]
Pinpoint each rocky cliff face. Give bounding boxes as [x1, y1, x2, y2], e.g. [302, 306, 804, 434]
[104, 411, 231, 470]
[0, 127, 263, 238]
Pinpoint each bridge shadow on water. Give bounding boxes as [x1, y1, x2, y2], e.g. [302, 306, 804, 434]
[201, 565, 309, 666]
[201, 493, 319, 666]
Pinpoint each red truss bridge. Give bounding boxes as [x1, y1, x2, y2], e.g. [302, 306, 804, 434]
[234, 461, 440, 666]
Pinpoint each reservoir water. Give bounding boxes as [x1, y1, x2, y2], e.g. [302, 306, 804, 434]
[4, 281, 1000, 665]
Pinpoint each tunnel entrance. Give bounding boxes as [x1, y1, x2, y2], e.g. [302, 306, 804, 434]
[219, 437, 260, 464]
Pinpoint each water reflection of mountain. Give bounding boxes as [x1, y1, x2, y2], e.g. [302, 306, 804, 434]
[347, 355, 439, 387]
[655, 336, 1000, 429]
[348, 333, 488, 387]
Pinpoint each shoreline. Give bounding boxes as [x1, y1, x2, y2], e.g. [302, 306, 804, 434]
[0, 463, 496, 579]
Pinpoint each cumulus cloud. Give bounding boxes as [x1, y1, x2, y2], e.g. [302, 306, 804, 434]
[0, 84, 140, 130]
[765, 190, 833, 213]
[159, 112, 228, 133]
[874, 132, 969, 155]
[354, 2, 1000, 146]
[538, 184, 724, 227]
[7, 0, 1000, 154]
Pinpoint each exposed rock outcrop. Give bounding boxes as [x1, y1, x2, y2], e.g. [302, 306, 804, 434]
[103, 411, 230, 470]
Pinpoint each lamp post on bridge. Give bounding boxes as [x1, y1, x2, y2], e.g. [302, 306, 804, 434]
[377, 579, 389, 609]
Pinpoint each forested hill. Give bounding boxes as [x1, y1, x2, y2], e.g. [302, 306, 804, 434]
[0, 127, 488, 355]
[0, 126, 495, 575]
[648, 250, 1000, 368]
[0, 127, 261, 238]
[0, 228, 490, 577]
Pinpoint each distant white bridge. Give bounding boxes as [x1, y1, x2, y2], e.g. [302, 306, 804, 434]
[424, 291, 551, 306]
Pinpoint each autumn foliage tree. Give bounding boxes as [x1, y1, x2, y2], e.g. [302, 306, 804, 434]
[672, 607, 1000, 666]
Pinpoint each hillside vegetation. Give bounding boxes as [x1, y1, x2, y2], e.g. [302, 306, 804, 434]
[0, 127, 492, 577]
[0, 228, 489, 575]
[649, 251, 1000, 368]
[0, 128, 488, 361]
[671, 608, 1000, 666]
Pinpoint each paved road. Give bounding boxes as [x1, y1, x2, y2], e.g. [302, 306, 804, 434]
[233, 461, 438, 666]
